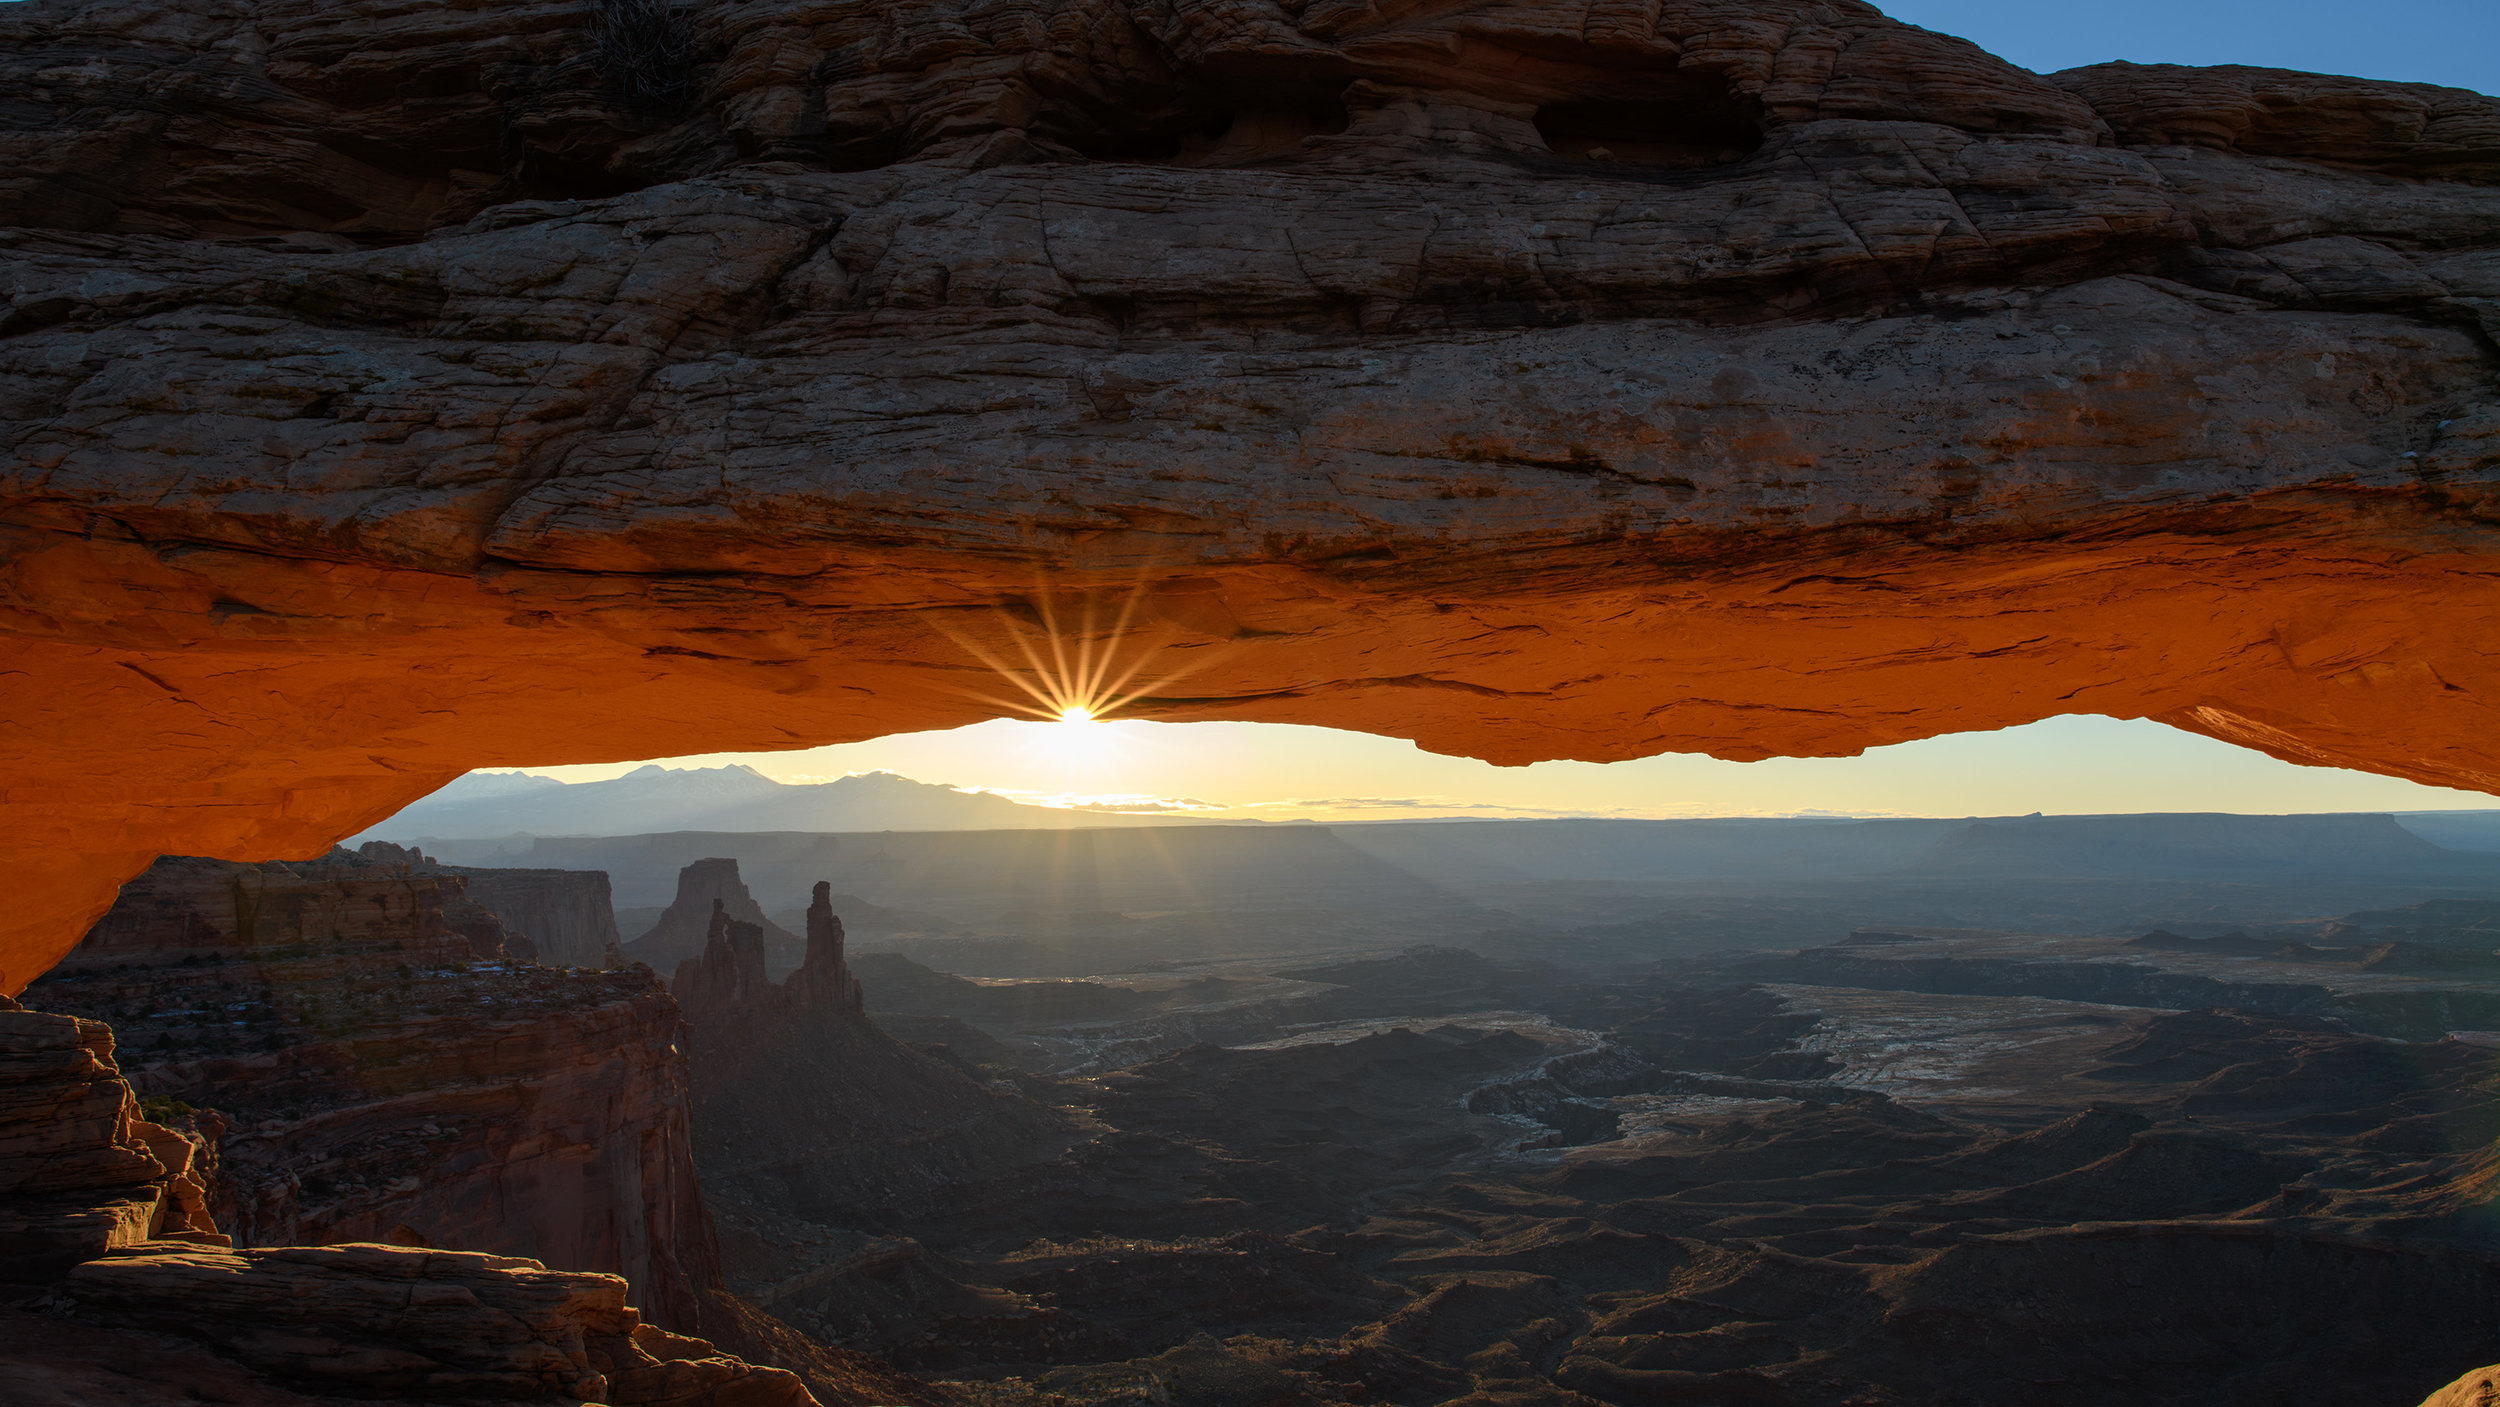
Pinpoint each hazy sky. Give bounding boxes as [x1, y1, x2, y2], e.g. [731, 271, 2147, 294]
[461, 2, 2499, 823]
[509, 717, 2496, 823]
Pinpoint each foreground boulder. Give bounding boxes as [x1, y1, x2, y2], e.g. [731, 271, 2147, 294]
[0, 999, 224, 1275]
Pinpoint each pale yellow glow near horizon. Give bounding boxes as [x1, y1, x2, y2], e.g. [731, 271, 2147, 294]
[492, 715, 2498, 821]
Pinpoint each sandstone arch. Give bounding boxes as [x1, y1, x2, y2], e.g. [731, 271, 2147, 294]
[2, 0, 2496, 992]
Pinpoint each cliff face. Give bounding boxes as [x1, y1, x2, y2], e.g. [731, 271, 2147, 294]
[0, 1011, 871, 1406]
[61, 1241, 814, 1405]
[451, 866, 624, 970]
[70, 851, 498, 968]
[0, 0, 2496, 995]
[356, 840, 625, 969]
[26, 851, 719, 1331]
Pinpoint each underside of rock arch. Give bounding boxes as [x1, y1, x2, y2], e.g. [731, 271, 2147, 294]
[2, 0, 2497, 992]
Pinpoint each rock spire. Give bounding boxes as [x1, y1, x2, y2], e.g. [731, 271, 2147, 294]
[670, 898, 773, 1024]
[671, 882, 865, 1028]
[787, 881, 865, 1015]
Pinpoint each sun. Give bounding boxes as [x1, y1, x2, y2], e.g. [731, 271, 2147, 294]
[1028, 706, 1121, 772]
[926, 573, 1236, 733]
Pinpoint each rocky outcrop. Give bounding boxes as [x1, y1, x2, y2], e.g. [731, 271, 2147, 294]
[15, 854, 943, 1403]
[2422, 1365, 2500, 1407]
[1, 1, 2497, 993]
[357, 840, 625, 969]
[0, 997, 223, 1277]
[26, 851, 719, 1330]
[674, 901, 777, 1020]
[57, 1240, 819, 1405]
[632, 860, 805, 976]
[678, 882, 864, 1025]
[68, 851, 494, 969]
[2048, 62, 2500, 182]
[787, 884, 865, 1017]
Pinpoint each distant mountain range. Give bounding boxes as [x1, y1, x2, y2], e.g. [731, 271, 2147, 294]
[361, 763, 2500, 852]
[357, 765, 1228, 841]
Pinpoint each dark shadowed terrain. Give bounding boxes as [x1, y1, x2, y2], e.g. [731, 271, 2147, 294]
[401, 809, 2500, 1407]
[58, 806, 2500, 1406]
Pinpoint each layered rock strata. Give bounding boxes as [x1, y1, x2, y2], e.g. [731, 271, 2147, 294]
[12, 853, 941, 1404]
[26, 850, 718, 1330]
[452, 867, 624, 970]
[60, 1241, 819, 1405]
[356, 841, 627, 970]
[72, 848, 537, 969]
[0, 996, 223, 1277]
[0, 2, 2496, 998]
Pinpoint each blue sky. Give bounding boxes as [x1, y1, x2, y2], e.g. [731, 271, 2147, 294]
[1882, 1, 2497, 94]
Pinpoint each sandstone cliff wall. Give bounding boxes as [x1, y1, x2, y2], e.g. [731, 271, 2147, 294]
[450, 865, 624, 969]
[350, 839, 622, 969]
[0, 992, 938, 1406]
[67, 853, 480, 970]
[28, 852, 719, 1330]
[0, 1012, 838, 1405]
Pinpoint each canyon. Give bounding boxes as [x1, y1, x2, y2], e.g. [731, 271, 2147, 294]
[22, 811, 2500, 1404]
[0, 0, 2493, 987]
[602, 905, 2500, 1406]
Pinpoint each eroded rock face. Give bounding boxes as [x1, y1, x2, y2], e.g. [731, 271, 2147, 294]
[354, 842, 627, 970]
[0, 997, 224, 1276]
[1, 0, 2497, 990]
[25, 851, 720, 1329]
[71, 849, 512, 968]
[2422, 1364, 2500, 1407]
[675, 882, 863, 1027]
